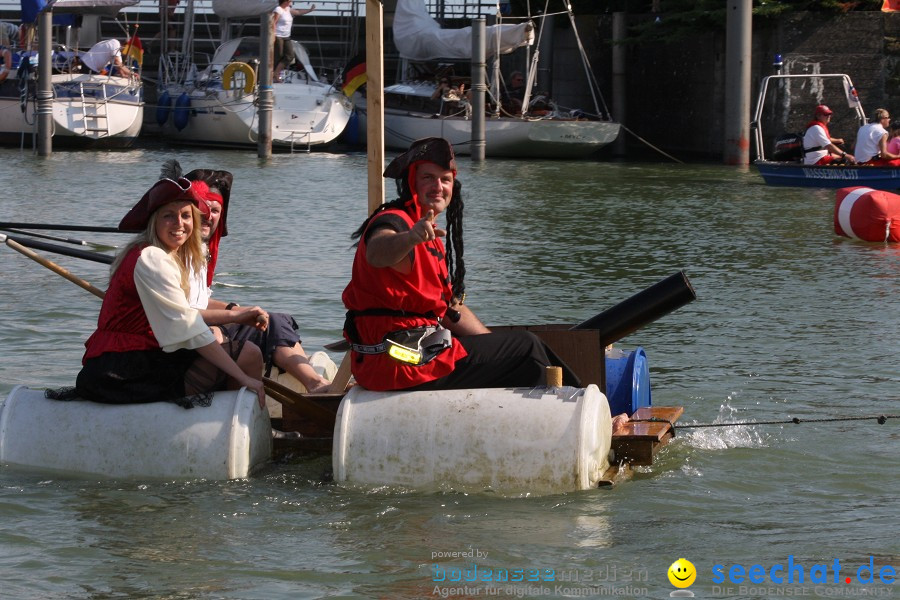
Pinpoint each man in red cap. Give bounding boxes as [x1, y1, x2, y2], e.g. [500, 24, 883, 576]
[803, 104, 855, 165]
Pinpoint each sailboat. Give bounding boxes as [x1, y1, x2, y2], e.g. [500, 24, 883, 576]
[155, 0, 352, 151]
[0, 0, 144, 148]
[363, 0, 620, 159]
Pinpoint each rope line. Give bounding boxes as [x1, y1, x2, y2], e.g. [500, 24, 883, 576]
[632, 414, 899, 433]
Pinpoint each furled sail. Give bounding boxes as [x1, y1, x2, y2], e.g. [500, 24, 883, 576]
[393, 0, 534, 61]
[211, 0, 277, 19]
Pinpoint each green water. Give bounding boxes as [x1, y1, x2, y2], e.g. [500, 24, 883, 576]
[1, 146, 898, 598]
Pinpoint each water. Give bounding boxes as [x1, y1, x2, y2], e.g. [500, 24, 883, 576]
[1, 146, 899, 599]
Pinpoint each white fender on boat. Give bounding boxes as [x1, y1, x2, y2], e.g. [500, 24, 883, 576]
[222, 61, 256, 94]
[835, 186, 900, 242]
[332, 384, 612, 494]
[0, 386, 272, 480]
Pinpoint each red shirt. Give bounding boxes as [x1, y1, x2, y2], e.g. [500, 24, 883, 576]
[341, 208, 468, 390]
[82, 245, 159, 362]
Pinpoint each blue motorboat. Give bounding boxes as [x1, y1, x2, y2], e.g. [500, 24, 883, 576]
[755, 160, 900, 189]
[751, 72, 900, 189]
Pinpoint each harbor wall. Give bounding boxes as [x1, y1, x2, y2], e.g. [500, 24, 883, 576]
[591, 11, 900, 160]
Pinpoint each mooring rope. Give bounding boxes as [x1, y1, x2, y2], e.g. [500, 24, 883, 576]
[630, 414, 899, 437]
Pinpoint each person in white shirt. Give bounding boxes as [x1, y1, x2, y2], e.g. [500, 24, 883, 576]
[272, 0, 315, 83]
[802, 104, 855, 165]
[79, 39, 135, 78]
[853, 108, 900, 165]
[75, 178, 265, 408]
[163, 161, 331, 393]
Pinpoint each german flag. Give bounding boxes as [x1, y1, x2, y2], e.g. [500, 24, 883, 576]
[342, 53, 366, 97]
[122, 34, 144, 70]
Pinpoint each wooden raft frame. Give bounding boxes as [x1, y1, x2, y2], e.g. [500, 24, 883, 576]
[274, 327, 683, 472]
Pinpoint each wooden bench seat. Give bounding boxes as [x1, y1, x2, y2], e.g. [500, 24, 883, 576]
[610, 406, 683, 466]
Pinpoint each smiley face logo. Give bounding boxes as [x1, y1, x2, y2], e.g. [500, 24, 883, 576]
[668, 558, 696, 588]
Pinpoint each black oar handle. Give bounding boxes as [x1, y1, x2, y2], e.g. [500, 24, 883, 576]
[571, 271, 696, 345]
[0, 222, 127, 233]
[3, 234, 113, 264]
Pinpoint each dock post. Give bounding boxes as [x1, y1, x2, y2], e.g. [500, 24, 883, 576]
[37, 10, 53, 156]
[366, 0, 385, 214]
[612, 12, 626, 157]
[471, 18, 486, 162]
[724, 0, 752, 166]
[257, 11, 273, 159]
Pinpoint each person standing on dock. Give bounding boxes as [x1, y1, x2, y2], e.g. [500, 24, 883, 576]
[75, 178, 266, 409]
[272, 0, 316, 83]
[341, 137, 583, 393]
[803, 104, 855, 165]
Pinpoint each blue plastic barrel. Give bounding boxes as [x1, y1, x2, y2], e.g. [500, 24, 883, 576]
[605, 346, 651, 417]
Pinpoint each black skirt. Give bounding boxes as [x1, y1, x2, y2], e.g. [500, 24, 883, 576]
[76, 348, 200, 405]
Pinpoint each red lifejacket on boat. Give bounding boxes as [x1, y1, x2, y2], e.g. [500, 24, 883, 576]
[834, 187, 900, 242]
[341, 208, 468, 390]
[82, 245, 159, 362]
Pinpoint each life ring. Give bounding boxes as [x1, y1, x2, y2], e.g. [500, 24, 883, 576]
[222, 61, 255, 94]
[834, 186, 900, 242]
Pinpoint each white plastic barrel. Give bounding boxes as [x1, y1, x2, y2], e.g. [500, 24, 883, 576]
[265, 350, 338, 419]
[332, 384, 612, 494]
[0, 386, 272, 480]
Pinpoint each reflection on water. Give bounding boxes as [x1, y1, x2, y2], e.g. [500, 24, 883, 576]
[1, 148, 899, 596]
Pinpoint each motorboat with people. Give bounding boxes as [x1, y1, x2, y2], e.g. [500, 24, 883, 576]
[355, 0, 620, 159]
[0, 0, 144, 148]
[752, 72, 900, 189]
[155, 1, 352, 151]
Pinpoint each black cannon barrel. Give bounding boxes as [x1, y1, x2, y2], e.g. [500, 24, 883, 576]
[571, 271, 696, 345]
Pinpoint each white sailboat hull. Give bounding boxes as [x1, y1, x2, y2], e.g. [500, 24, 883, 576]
[0, 74, 143, 147]
[160, 83, 352, 150]
[363, 107, 620, 158]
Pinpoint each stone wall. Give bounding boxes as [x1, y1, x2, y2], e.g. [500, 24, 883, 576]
[587, 11, 900, 160]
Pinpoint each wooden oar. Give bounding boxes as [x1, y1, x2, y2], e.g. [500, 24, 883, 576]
[1, 233, 113, 264]
[0, 221, 126, 233]
[1, 233, 105, 300]
[262, 376, 339, 427]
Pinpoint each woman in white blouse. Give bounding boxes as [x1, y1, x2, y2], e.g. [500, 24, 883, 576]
[76, 178, 266, 408]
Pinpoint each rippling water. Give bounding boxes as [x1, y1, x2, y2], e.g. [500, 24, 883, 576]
[1, 145, 898, 598]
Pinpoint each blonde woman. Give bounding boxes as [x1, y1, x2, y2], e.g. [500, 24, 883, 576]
[76, 178, 265, 408]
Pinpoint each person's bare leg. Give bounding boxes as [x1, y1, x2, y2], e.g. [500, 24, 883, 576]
[227, 342, 263, 390]
[273, 343, 330, 393]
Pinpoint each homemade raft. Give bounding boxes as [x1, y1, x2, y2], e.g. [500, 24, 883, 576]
[0, 387, 272, 480]
[274, 272, 695, 493]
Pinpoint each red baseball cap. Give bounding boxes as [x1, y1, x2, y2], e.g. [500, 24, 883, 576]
[815, 104, 834, 115]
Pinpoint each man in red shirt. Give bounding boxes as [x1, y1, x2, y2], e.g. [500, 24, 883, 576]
[342, 137, 579, 392]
